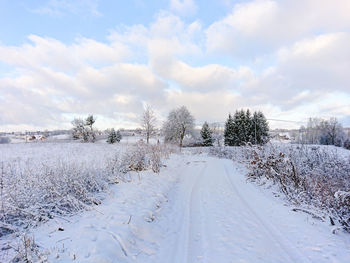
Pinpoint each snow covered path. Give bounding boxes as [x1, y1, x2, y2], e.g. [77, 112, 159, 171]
[140, 154, 350, 263]
[5, 153, 350, 262]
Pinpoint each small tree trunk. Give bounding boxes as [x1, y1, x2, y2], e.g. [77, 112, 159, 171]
[179, 129, 185, 147]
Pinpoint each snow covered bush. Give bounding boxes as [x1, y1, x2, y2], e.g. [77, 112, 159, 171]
[11, 234, 48, 263]
[0, 142, 174, 237]
[0, 144, 112, 236]
[210, 144, 350, 232]
[107, 141, 176, 181]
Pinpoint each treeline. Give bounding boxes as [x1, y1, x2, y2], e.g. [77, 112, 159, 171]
[297, 117, 350, 150]
[224, 109, 269, 146]
[197, 109, 269, 147]
[71, 107, 270, 147]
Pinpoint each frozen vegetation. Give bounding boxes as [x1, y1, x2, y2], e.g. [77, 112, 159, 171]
[1, 140, 350, 262]
[0, 142, 174, 238]
[210, 143, 350, 232]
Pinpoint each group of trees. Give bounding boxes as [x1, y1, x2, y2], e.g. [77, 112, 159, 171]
[162, 107, 269, 147]
[298, 117, 349, 149]
[71, 115, 97, 142]
[224, 109, 269, 146]
[71, 107, 271, 147]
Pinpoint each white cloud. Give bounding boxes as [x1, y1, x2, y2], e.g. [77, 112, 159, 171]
[206, 0, 350, 56]
[237, 32, 350, 113]
[1, 4, 350, 131]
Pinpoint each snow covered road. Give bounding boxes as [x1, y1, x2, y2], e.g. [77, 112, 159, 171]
[140, 154, 350, 263]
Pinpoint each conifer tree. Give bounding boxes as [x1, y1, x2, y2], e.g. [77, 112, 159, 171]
[251, 112, 259, 145]
[201, 121, 213, 146]
[251, 111, 269, 144]
[106, 128, 117, 144]
[245, 109, 253, 143]
[224, 114, 235, 146]
[232, 110, 243, 146]
[256, 111, 269, 144]
[116, 130, 122, 142]
[225, 109, 269, 146]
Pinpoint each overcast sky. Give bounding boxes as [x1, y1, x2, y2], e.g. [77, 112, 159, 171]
[1, 0, 350, 131]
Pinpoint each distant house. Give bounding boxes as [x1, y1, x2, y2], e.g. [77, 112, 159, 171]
[28, 135, 36, 141]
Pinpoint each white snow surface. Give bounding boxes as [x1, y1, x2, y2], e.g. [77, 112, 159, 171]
[2, 151, 350, 262]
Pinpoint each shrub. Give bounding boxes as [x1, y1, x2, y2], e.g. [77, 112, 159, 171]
[210, 144, 350, 232]
[0, 142, 174, 237]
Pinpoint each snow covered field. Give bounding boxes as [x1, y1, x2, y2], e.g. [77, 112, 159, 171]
[1, 143, 350, 262]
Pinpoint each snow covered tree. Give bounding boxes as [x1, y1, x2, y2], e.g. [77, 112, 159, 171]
[201, 121, 213, 146]
[319, 118, 345, 146]
[106, 128, 118, 144]
[141, 105, 156, 144]
[85, 115, 96, 142]
[298, 117, 345, 147]
[210, 123, 224, 146]
[252, 111, 269, 145]
[71, 115, 97, 142]
[71, 118, 88, 141]
[224, 114, 235, 146]
[163, 106, 195, 147]
[116, 130, 122, 142]
[224, 109, 269, 146]
[233, 109, 250, 145]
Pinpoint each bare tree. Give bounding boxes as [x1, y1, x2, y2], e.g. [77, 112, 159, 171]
[319, 117, 345, 146]
[163, 106, 195, 147]
[141, 105, 156, 144]
[298, 117, 345, 146]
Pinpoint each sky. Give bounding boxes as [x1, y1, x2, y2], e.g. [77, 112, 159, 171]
[0, 0, 350, 131]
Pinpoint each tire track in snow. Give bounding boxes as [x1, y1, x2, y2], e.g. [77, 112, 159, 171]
[223, 162, 313, 263]
[171, 161, 207, 263]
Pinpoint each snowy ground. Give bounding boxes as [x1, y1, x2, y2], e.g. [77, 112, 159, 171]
[1, 146, 350, 262]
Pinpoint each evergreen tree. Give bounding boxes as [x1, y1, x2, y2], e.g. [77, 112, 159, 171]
[232, 110, 244, 146]
[225, 109, 269, 146]
[201, 121, 213, 146]
[257, 111, 269, 144]
[251, 111, 269, 144]
[245, 109, 253, 143]
[251, 112, 259, 145]
[116, 130, 122, 142]
[224, 114, 235, 146]
[106, 128, 117, 144]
